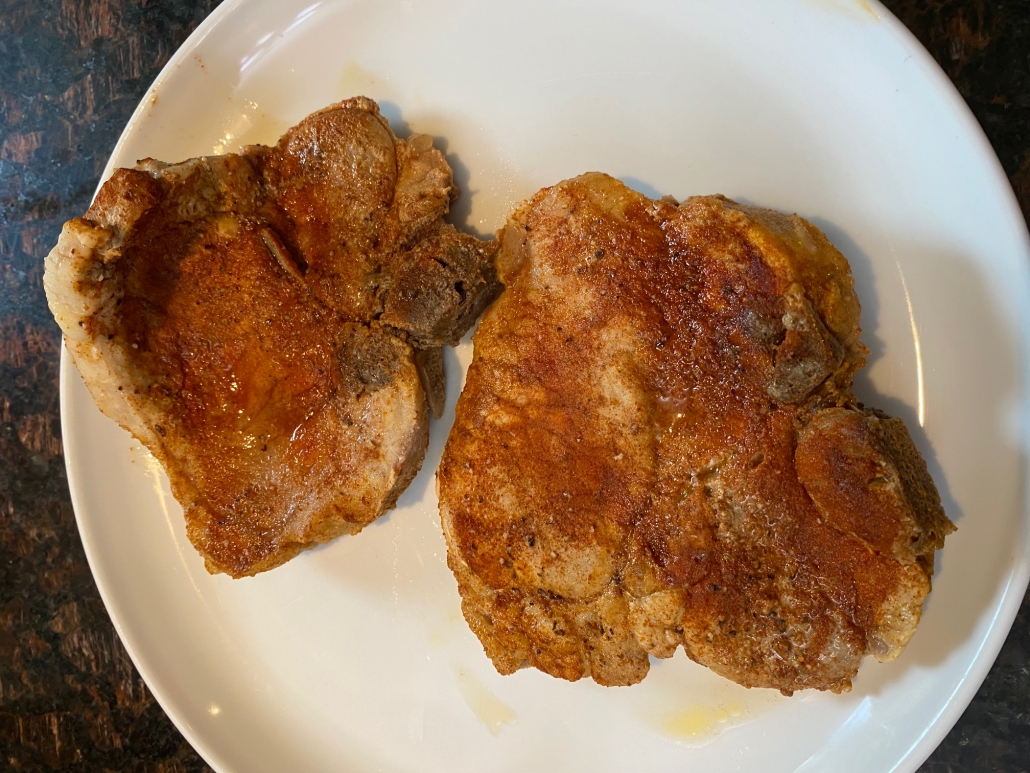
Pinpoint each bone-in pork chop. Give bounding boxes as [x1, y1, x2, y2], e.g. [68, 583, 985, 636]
[438, 173, 952, 693]
[46, 98, 498, 577]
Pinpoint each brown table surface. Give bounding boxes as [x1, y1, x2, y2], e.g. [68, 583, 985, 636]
[1, 1, 1028, 770]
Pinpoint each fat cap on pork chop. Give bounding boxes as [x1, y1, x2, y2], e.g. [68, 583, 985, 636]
[46, 97, 499, 577]
[438, 173, 952, 693]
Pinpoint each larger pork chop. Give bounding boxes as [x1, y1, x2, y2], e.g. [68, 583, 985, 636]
[46, 98, 498, 577]
[438, 173, 953, 693]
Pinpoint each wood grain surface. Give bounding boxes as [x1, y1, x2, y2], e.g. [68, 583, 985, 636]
[0, 0, 1027, 771]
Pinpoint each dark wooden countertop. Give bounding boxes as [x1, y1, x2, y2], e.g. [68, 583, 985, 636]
[1, 1, 1027, 770]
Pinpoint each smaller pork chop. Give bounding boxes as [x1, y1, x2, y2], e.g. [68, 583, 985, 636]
[46, 98, 499, 577]
[438, 173, 952, 693]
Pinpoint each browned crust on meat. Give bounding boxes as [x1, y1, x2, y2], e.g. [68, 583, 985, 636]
[45, 97, 498, 577]
[438, 173, 953, 692]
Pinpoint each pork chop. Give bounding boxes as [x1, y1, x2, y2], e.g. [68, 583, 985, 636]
[438, 173, 952, 693]
[46, 97, 499, 577]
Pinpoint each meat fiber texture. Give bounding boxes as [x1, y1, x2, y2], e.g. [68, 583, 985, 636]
[438, 173, 953, 694]
[45, 97, 499, 577]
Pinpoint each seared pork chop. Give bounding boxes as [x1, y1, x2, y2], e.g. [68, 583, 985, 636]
[438, 173, 952, 693]
[46, 98, 499, 577]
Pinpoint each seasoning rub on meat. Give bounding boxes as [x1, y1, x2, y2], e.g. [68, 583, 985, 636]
[46, 98, 499, 577]
[438, 173, 952, 694]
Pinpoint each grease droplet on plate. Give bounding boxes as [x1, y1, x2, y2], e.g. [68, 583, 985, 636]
[454, 667, 516, 735]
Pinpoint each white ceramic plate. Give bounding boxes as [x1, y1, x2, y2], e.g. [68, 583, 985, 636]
[60, 0, 1030, 771]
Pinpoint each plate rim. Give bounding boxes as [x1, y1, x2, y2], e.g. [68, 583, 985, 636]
[858, 4, 1030, 769]
[58, 1, 1030, 771]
